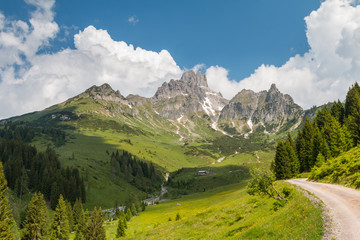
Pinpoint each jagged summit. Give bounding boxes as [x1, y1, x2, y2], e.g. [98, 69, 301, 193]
[269, 83, 279, 92]
[152, 70, 228, 119]
[180, 70, 208, 87]
[85, 83, 126, 103]
[219, 84, 303, 134]
[153, 70, 210, 100]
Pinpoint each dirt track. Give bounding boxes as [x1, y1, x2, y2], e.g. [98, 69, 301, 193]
[288, 179, 360, 240]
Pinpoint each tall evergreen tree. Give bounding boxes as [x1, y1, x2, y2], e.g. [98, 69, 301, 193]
[125, 208, 132, 221]
[73, 198, 84, 227]
[84, 207, 106, 240]
[116, 217, 126, 238]
[273, 137, 299, 180]
[322, 116, 352, 158]
[345, 83, 360, 145]
[50, 194, 70, 240]
[0, 162, 15, 240]
[22, 192, 49, 240]
[330, 100, 345, 125]
[345, 82, 360, 117]
[65, 200, 74, 232]
[74, 209, 89, 240]
[296, 118, 315, 172]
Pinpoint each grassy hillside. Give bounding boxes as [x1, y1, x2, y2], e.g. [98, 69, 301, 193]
[100, 182, 323, 240]
[310, 146, 360, 188]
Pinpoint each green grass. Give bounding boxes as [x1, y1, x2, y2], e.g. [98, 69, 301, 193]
[310, 146, 360, 188]
[100, 182, 323, 240]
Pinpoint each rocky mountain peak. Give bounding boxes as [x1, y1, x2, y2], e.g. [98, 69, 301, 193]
[219, 84, 303, 134]
[180, 70, 208, 87]
[269, 83, 279, 92]
[85, 83, 126, 103]
[152, 70, 228, 119]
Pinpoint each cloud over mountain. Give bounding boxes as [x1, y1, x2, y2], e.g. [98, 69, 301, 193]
[0, 1, 181, 118]
[1, 0, 360, 118]
[206, 0, 360, 109]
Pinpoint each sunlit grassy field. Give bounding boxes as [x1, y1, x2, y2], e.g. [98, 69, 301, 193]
[100, 182, 323, 240]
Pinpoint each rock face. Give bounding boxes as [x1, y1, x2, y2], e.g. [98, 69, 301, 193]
[152, 70, 228, 119]
[219, 84, 303, 133]
[85, 83, 128, 104]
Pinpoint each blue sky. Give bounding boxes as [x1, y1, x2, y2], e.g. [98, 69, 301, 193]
[1, 0, 360, 118]
[2, 0, 320, 80]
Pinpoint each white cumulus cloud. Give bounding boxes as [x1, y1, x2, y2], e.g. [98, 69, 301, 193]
[206, 0, 360, 109]
[0, 2, 181, 119]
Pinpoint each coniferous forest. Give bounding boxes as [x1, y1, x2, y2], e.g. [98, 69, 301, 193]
[272, 83, 360, 179]
[0, 124, 86, 208]
[110, 150, 163, 193]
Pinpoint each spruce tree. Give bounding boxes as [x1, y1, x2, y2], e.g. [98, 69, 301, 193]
[74, 209, 89, 240]
[73, 198, 83, 227]
[65, 200, 74, 231]
[322, 116, 351, 158]
[125, 207, 132, 221]
[296, 118, 315, 172]
[130, 203, 137, 216]
[0, 162, 15, 240]
[284, 140, 299, 177]
[22, 192, 49, 239]
[273, 141, 287, 180]
[345, 82, 360, 117]
[311, 126, 323, 168]
[50, 194, 70, 240]
[116, 217, 126, 238]
[330, 100, 345, 124]
[345, 83, 360, 145]
[84, 207, 106, 240]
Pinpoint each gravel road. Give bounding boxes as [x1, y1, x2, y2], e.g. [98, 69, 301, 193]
[288, 179, 360, 240]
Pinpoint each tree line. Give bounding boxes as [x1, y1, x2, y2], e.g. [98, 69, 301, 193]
[110, 150, 163, 193]
[273, 83, 360, 179]
[0, 121, 67, 147]
[0, 137, 85, 209]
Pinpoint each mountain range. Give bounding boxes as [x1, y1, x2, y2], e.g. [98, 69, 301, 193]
[23, 70, 304, 139]
[4, 70, 309, 209]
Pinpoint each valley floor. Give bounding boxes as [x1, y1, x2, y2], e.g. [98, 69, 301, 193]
[92, 182, 324, 240]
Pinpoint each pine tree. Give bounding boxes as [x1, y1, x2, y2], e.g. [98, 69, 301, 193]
[0, 162, 15, 240]
[330, 100, 345, 124]
[73, 198, 83, 227]
[116, 218, 126, 238]
[345, 82, 360, 145]
[22, 192, 49, 239]
[125, 208, 132, 221]
[74, 210, 89, 240]
[284, 140, 299, 177]
[311, 126, 323, 168]
[273, 141, 287, 179]
[50, 181, 59, 210]
[345, 82, 360, 117]
[65, 200, 74, 231]
[50, 194, 70, 240]
[84, 207, 106, 240]
[322, 116, 351, 158]
[273, 138, 299, 180]
[296, 118, 315, 172]
[130, 203, 137, 216]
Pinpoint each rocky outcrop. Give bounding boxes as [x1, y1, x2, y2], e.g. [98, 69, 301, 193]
[219, 84, 303, 133]
[152, 70, 228, 119]
[85, 83, 128, 104]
